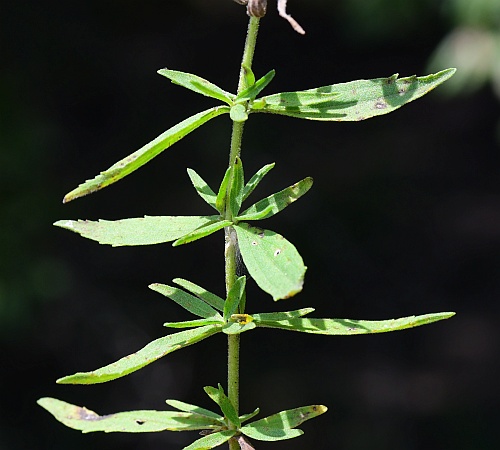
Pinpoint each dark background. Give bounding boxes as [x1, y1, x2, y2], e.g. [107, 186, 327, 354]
[2, 1, 499, 449]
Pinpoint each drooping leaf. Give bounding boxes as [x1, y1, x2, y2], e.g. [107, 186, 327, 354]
[149, 284, 223, 320]
[251, 308, 315, 322]
[173, 278, 225, 312]
[37, 398, 222, 433]
[234, 223, 306, 300]
[236, 177, 313, 221]
[240, 405, 327, 441]
[215, 167, 232, 213]
[187, 168, 218, 211]
[204, 385, 241, 428]
[63, 106, 230, 202]
[172, 220, 232, 246]
[57, 325, 220, 384]
[242, 163, 275, 201]
[165, 400, 222, 421]
[54, 216, 220, 247]
[228, 157, 245, 218]
[157, 68, 235, 105]
[230, 104, 248, 122]
[164, 318, 224, 329]
[223, 276, 246, 320]
[183, 430, 236, 450]
[255, 312, 456, 335]
[253, 69, 456, 121]
[235, 70, 276, 103]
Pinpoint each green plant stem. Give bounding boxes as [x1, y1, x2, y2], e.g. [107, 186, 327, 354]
[225, 16, 260, 449]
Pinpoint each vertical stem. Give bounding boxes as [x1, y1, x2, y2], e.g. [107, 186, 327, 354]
[225, 15, 260, 449]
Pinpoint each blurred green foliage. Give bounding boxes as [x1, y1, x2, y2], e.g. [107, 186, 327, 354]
[428, 0, 500, 98]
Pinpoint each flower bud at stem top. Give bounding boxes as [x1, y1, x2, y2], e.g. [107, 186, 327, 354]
[247, 0, 267, 18]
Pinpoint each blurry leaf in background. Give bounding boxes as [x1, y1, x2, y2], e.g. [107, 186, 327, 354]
[428, 0, 500, 99]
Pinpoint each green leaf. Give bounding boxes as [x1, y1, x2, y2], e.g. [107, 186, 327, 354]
[165, 400, 222, 421]
[223, 276, 246, 320]
[215, 167, 232, 213]
[183, 430, 237, 450]
[228, 157, 245, 218]
[222, 321, 256, 335]
[241, 405, 327, 441]
[173, 278, 225, 312]
[173, 219, 232, 246]
[235, 70, 276, 103]
[187, 168, 218, 211]
[164, 318, 224, 329]
[253, 91, 340, 109]
[157, 68, 235, 105]
[255, 312, 456, 334]
[54, 216, 221, 247]
[57, 325, 220, 384]
[237, 177, 313, 221]
[204, 385, 241, 428]
[37, 398, 222, 433]
[242, 64, 255, 89]
[242, 163, 275, 201]
[254, 69, 456, 121]
[230, 104, 248, 122]
[234, 223, 306, 300]
[239, 408, 260, 424]
[149, 284, 223, 320]
[251, 308, 315, 322]
[241, 427, 303, 441]
[63, 106, 230, 202]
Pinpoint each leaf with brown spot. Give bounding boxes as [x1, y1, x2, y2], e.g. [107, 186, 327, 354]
[253, 69, 456, 121]
[37, 398, 223, 433]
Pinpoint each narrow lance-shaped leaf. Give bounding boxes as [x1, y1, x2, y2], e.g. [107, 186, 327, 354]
[63, 106, 230, 203]
[149, 283, 223, 320]
[54, 216, 220, 247]
[242, 163, 275, 201]
[183, 430, 237, 450]
[157, 68, 235, 105]
[237, 177, 313, 221]
[164, 318, 224, 329]
[239, 408, 260, 424]
[187, 168, 218, 211]
[173, 278, 225, 312]
[235, 223, 306, 301]
[173, 219, 232, 247]
[37, 398, 223, 433]
[223, 276, 246, 320]
[235, 69, 276, 103]
[254, 312, 456, 335]
[228, 156, 245, 218]
[165, 400, 222, 420]
[241, 405, 327, 442]
[253, 69, 456, 121]
[57, 325, 220, 384]
[204, 385, 241, 428]
[251, 308, 315, 322]
[215, 167, 232, 213]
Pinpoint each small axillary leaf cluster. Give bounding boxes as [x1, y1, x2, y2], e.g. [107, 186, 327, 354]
[38, 6, 457, 450]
